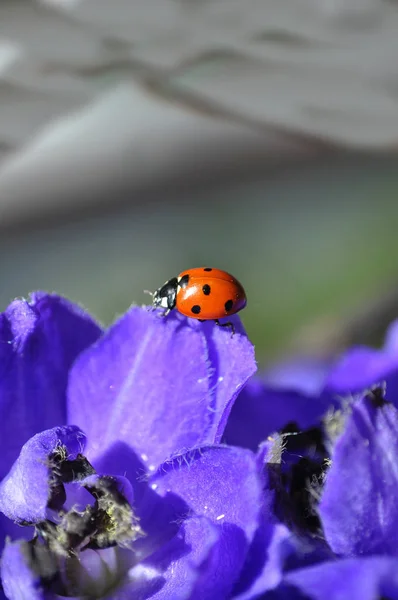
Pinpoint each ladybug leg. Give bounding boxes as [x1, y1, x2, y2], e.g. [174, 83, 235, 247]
[153, 307, 170, 318]
[214, 319, 235, 336]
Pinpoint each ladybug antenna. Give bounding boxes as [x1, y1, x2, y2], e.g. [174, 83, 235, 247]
[143, 290, 154, 297]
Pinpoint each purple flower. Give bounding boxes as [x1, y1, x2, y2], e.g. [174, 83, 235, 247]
[323, 319, 398, 401]
[0, 292, 282, 599]
[319, 389, 398, 557]
[2, 292, 398, 599]
[226, 318, 398, 450]
[225, 323, 398, 597]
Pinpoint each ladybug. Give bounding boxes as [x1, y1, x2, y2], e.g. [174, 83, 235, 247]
[150, 267, 247, 334]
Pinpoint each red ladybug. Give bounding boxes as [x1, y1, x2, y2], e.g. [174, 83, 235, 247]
[150, 267, 247, 334]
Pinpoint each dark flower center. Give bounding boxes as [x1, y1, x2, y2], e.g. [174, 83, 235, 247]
[267, 424, 330, 536]
[23, 446, 143, 597]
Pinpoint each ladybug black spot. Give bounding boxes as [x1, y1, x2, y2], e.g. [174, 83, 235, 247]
[224, 299, 234, 313]
[191, 305, 201, 315]
[179, 274, 190, 289]
[202, 284, 211, 296]
[203, 267, 213, 272]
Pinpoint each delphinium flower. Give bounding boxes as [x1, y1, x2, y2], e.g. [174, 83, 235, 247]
[226, 320, 398, 599]
[0, 292, 270, 599]
[1, 292, 398, 599]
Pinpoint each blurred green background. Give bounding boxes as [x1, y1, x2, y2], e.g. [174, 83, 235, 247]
[1, 155, 398, 366]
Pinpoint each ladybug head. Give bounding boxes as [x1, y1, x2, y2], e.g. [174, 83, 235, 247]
[152, 277, 178, 311]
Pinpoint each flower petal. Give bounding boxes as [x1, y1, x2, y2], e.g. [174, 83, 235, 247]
[233, 521, 334, 599]
[264, 357, 331, 397]
[325, 346, 398, 400]
[1, 539, 55, 600]
[225, 379, 332, 451]
[150, 445, 264, 597]
[68, 309, 209, 468]
[324, 319, 398, 402]
[106, 517, 220, 600]
[68, 309, 255, 468]
[277, 556, 398, 600]
[232, 522, 288, 599]
[319, 393, 398, 556]
[0, 293, 101, 479]
[383, 319, 398, 354]
[0, 426, 87, 524]
[142, 516, 220, 600]
[92, 442, 186, 565]
[199, 316, 256, 442]
[0, 512, 34, 575]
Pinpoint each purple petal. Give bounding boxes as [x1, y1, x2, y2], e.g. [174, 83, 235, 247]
[225, 379, 332, 451]
[233, 521, 334, 599]
[324, 320, 398, 405]
[0, 426, 86, 524]
[319, 393, 398, 556]
[232, 522, 289, 599]
[0, 512, 33, 555]
[325, 346, 398, 397]
[0, 514, 34, 581]
[68, 309, 255, 469]
[325, 320, 398, 404]
[106, 517, 220, 600]
[150, 445, 264, 596]
[93, 444, 186, 564]
[1, 539, 54, 600]
[279, 556, 398, 600]
[264, 357, 331, 397]
[0, 293, 101, 479]
[141, 516, 220, 600]
[384, 319, 398, 354]
[199, 316, 256, 442]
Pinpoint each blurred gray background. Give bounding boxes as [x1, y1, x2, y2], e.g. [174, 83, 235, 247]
[1, 0, 398, 364]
